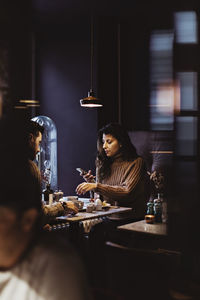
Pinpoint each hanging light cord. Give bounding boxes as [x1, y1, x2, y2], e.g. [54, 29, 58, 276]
[80, 13, 102, 106]
[118, 23, 121, 124]
[90, 16, 94, 93]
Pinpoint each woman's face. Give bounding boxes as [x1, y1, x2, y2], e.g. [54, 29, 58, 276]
[102, 134, 121, 158]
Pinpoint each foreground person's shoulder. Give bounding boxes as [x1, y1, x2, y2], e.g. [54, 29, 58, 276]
[39, 231, 76, 255]
[29, 233, 91, 299]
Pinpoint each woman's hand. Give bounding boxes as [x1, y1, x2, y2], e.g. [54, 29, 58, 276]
[82, 170, 96, 183]
[76, 182, 97, 195]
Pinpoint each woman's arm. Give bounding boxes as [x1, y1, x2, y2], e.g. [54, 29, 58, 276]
[95, 157, 144, 200]
[76, 157, 144, 199]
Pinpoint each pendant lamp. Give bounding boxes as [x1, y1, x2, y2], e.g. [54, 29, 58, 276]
[80, 17, 102, 108]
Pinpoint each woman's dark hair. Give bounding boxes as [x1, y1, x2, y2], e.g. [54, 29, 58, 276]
[96, 123, 138, 180]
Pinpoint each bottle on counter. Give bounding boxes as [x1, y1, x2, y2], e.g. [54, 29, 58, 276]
[146, 199, 154, 215]
[153, 194, 162, 223]
[43, 184, 54, 205]
[94, 194, 102, 211]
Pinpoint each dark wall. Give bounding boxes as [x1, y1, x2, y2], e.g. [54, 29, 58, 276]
[35, 23, 98, 194]
[96, 16, 150, 130]
[33, 8, 153, 195]
[0, 0, 33, 113]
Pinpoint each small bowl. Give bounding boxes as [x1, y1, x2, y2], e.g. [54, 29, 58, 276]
[102, 203, 111, 211]
[145, 215, 155, 224]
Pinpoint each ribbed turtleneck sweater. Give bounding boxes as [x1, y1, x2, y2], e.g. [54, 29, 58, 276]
[95, 156, 149, 219]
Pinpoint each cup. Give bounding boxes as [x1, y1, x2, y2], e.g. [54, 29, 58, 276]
[86, 203, 95, 213]
[66, 196, 84, 210]
[53, 191, 60, 202]
[77, 200, 84, 210]
[145, 215, 155, 224]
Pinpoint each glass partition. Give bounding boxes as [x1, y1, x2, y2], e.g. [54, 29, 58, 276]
[32, 115, 57, 190]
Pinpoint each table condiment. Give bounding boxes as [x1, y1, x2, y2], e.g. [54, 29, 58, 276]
[95, 198, 102, 211]
[146, 199, 154, 215]
[43, 184, 54, 205]
[153, 198, 162, 223]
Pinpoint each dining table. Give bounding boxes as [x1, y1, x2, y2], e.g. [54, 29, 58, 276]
[56, 204, 132, 234]
[46, 198, 132, 235]
[56, 205, 132, 223]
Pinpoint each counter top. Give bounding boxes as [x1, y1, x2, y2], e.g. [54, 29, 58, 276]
[117, 220, 167, 236]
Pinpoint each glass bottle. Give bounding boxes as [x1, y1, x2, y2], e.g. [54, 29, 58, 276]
[95, 194, 102, 211]
[44, 184, 54, 205]
[146, 199, 154, 215]
[153, 195, 162, 223]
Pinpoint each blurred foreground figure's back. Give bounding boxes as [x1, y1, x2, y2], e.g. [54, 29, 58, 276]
[0, 114, 91, 300]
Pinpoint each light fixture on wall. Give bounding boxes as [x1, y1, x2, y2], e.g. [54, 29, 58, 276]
[14, 99, 39, 109]
[14, 99, 40, 113]
[80, 17, 102, 108]
[19, 99, 40, 107]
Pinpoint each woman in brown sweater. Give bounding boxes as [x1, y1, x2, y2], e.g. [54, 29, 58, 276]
[76, 123, 149, 220]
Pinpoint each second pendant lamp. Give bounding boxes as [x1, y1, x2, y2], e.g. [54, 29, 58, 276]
[80, 17, 102, 108]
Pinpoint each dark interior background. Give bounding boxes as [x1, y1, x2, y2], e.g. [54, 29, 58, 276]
[0, 0, 200, 253]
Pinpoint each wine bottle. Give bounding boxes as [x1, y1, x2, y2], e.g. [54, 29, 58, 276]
[44, 184, 54, 205]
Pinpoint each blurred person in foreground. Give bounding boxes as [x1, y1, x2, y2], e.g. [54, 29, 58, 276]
[27, 120, 78, 216]
[76, 122, 149, 222]
[0, 116, 90, 300]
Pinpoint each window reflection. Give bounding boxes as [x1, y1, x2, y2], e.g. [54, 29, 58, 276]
[176, 116, 197, 156]
[176, 72, 197, 111]
[150, 86, 174, 130]
[150, 31, 174, 130]
[174, 11, 198, 44]
[150, 31, 173, 85]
